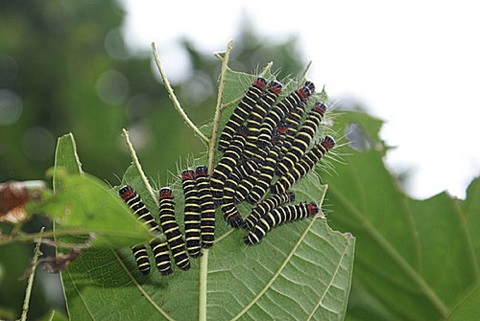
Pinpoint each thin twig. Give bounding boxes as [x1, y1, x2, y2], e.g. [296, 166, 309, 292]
[151, 42, 209, 144]
[122, 128, 158, 207]
[20, 227, 44, 321]
[207, 40, 233, 173]
[299, 61, 313, 84]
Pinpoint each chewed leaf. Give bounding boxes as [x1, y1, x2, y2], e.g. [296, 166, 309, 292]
[61, 44, 354, 321]
[53, 133, 83, 191]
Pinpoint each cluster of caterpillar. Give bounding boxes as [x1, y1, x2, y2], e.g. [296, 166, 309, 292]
[120, 76, 335, 275]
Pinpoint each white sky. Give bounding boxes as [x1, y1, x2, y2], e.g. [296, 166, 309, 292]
[120, 0, 480, 200]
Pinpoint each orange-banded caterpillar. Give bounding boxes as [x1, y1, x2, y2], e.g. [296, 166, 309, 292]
[119, 185, 173, 275]
[195, 165, 215, 248]
[217, 77, 266, 152]
[256, 81, 315, 149]
[244, 192, 295, 230]
[243, 201, 319, 245]
[272, 136, 335, 194]
[159, 187, 191, 271]
[246, 125, 288, 204]
[242, 81, 283, 159]
[276, 102, 327, 176]
[210, 126, 248, 206]
[181, 169, 202, 258]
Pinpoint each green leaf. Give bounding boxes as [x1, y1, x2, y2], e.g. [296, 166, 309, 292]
[53, 133, 83, 191]
[32, 171, 152, 247]
[326, 112, 480, 320]
[448, 284, 480, 321]
[61, 44, 355, 320]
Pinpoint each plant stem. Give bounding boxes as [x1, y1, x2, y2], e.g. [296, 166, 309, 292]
[198, 40, 233, 321]
[20, 227, 44, 321]
[122, 128, 158, 207]
[207, 40, 233, 173]
[198, 249, 209, 321]
[151, 42, 209, 144]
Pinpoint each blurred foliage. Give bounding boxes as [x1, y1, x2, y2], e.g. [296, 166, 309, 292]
[0, 0, 306, 186]
[0, 0, 309, 319]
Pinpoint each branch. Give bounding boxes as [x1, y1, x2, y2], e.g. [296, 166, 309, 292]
[207, 40, 233, 173]
[122, 128, 158, 207]
[20, 227, 44, 321]
[151, 42, 209, 144]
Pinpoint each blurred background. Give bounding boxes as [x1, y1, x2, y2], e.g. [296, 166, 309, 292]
[0, 0, 479, 319]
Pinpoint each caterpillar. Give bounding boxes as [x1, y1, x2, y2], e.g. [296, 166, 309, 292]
[275, 102, 327, 176]
[232, 160, 262, 204]
[119, 185, 173, 275]
[119, 185, 160, 232]
[272, 135, 335, 194]
[238, 124, 286, 203]
[181, 169, 202, 258]
[149, 238, 174, 275]
[244, 192, 295, 230]
[246, 125, 288, 204]
[130, 245, 151, 275]
[243, 201, 319, 245]
[279, 100, 308, 157]
[210, 126, 248, 206]
[242, 81, 283, 159]
[256, 81, 315, 149]
[158, 187, 191, 271]
[195, 165, 215, 248]
[217, 77, 266, 152]
[220, 163, 248, 228]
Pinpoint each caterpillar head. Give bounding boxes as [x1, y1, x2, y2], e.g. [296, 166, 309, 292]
[307, 202, 319, 216]
[297, 81, 315, 100]
[181, 169, 195, 181]
[268, 80, 283, 95]
[227, 213, 245, 229]
[195, 165, 208, 177]
[254, 77, 268, 90]
[119, 185, 135, 200]
[321, 136, 336, 151]
[312, 102, 327, 117]
[159, 187, 173, 199]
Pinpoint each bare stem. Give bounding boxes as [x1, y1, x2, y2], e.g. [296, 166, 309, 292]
[299, 61, 313, 84]
[122, 128, 158, 207]
[151, 42, 209, 144]
[20, 227, 44, 321]
[207, 40, 233, 173]
[198, 41, 234, 321]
